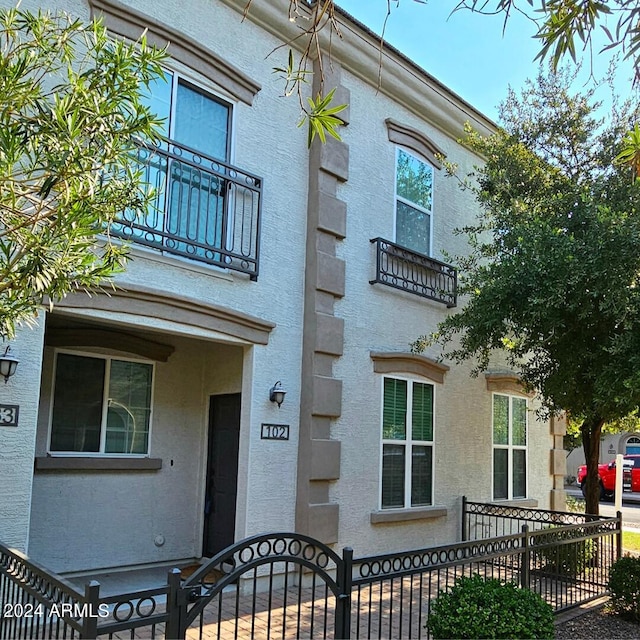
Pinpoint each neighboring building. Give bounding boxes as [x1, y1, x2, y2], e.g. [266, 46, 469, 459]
[0, 0, 565, 575]
[566, 432, 640, 479]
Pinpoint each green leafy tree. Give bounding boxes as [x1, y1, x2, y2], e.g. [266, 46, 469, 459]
[456, 1, 640, 172]
[564, 413, 640, 456]
[0, 8, 165, 339]
[454, 1, 640, 79]
[413, 68, 640, 516]
[263, 2, 639, 158]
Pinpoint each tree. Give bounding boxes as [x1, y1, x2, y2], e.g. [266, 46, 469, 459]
[454, 1, 640, 78]
[263, 2, 639, 155]
[457, 1, 640, 172]
[563, 414, 638, 463]
[0, 8, 165, 339]
[412, 68, 640, 516]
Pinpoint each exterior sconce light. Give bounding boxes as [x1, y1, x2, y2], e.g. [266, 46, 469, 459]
[0, 346, 19, 383]
[269, 381, 287, 408]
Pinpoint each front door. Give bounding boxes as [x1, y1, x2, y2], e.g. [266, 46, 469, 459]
[203, 393, 241, 558]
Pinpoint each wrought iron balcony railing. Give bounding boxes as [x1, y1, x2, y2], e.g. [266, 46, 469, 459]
[370, 237, 457, 307]
[112, 140, 263, 280]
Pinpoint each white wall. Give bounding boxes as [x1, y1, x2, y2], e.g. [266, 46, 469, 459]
[328, 70, 552, 555]
[17, 0, 309, 570]
[0, 318, 45, 551]
[29, 336, 243, 572]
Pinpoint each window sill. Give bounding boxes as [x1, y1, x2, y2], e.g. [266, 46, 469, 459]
[34, 457, 162, 472]
[370, 506, 447, 524]
[491, 498, 538, 508]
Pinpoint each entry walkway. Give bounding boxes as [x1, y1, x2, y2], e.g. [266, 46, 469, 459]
[89, 566, 603, 640]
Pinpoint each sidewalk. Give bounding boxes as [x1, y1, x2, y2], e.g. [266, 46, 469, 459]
[565, 485, 640, 504]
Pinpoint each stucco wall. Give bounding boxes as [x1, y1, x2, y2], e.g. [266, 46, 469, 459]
[29, 337, 241, 572]
[0, 318, 45, 551]
[21, 0, 308, 571]
[326, 69, 553, 555]
[3, 0, 556, 569]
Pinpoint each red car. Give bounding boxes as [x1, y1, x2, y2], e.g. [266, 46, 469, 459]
[577, 455, 640, 500]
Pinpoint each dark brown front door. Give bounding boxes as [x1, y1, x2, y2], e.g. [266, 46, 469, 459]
[203, 393, 241, 557]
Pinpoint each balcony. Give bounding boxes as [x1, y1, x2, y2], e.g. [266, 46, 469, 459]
[370, 238, 457, 307]
[112, 140, 263, 280]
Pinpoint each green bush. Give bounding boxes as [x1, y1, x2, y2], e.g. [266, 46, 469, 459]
[426, 574, 554, 639]
[536, 526, 595, 577]
[565, 494, 585, 514]
[608, 555, 640, 621]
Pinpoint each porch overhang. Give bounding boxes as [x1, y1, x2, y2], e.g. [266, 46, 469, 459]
[49, 285, 276, 345]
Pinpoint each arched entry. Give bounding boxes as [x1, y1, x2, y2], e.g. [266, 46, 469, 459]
[626, 435, 640, 455]
[171, 533, 352, 639]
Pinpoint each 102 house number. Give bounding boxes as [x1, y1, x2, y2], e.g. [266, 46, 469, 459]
[260, 424, 289, 440]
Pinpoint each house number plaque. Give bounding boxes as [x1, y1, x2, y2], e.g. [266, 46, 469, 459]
[261, 424, 289, 440]
[0, 405, 19, 427]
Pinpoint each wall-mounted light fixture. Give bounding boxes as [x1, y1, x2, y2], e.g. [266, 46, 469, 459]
[269, 381, 287, 408]
[0, 346, 19, 383]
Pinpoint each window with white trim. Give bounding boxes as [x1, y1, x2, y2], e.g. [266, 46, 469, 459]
[381, 377, 434, 509]
[140, 70, 232, 257]
[395, 147, 434, 256]
[49, 352, 153, 455]
[492, 393, 527, 500]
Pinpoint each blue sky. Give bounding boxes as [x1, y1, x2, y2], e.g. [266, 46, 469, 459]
[336, 1, 636, 122]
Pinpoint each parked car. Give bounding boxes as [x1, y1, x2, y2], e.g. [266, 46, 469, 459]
[577, 455, 639, 500]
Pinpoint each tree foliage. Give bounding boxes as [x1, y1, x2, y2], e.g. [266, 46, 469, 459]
[563, 413, 638, 455]
[266, 2, 639, 157]
[457, 1, 640, 172]
[0, 8, 165, 339]
[413, 68, 640, 515]
[258, 0, 347, 145]
[455, 1, 640, 80]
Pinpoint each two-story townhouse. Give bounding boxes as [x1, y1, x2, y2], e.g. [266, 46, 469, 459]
[0, 0, 566, 576]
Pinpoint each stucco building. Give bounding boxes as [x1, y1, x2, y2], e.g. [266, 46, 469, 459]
[0, 0, 565, 575]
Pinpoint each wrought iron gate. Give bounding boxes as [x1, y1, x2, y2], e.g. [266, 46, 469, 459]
[1, 503, 622, 639]
[168, 532, 353, 639]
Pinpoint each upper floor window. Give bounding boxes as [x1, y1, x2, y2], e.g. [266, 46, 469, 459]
[49, 352, 154, 455]
[395, 148, 434, 256]
[140, 72, 232, 260]
[381, 377, 434, 509]
[492, 393, 527, 500]
[109, 68, 263, 279]
[145, 71, 231, 160]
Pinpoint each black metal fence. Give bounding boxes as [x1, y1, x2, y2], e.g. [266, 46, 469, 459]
[0, 542, 178, 639]
[0, 545, 85, 639]
[462, 496, 603, 540]
[369, 237, 457, 307]
[112, 139, 263, 279]
[0, 499, 622, 639]
[174, 532, 352, 640]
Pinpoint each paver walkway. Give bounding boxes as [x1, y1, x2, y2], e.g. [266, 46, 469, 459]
[99, 564, 601, 640]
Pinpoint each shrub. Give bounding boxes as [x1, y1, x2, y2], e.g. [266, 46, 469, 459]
[426, 574, 554, 639]
[608, 555, 640, 621]
[535, 526, 595, 577]
[565, 494, 585, 514]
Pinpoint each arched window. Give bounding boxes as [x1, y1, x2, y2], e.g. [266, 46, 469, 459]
[626, 436, 640, 455]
